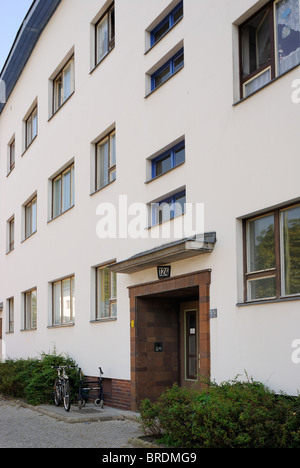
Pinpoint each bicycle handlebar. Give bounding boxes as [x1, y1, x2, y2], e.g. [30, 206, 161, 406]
[51, 365, 78, 369]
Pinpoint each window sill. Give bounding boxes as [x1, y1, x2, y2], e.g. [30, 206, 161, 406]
[145, 161, 185, 184]
[6, 248, 14, 255]
[90, 317, 117, 323]
[21, 135, 37, 157]
[47, 205, 75, 224]
[237, 295, 300, 307]
[89, 46, 115, 75]
[90, 178, 116, 196]
[21, 230, 37, 244]
[6, 166, 15, 177]
[48, 91, 75, 122]
[233, 62, 300, 106]
[47, 322, 75, 329]
[20, 328, 37, 332]
[145, 66, 184, 98]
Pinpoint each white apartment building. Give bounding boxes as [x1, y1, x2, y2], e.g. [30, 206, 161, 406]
[0, 0, 300, 411]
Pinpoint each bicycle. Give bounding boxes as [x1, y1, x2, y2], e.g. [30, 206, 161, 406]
[52, 365, 74, 412]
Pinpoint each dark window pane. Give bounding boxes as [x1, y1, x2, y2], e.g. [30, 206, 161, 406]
[174, 52, 184, 72]
[155, 154, 172, 176]
[154, 65, 170, 88]
[154, 20, 169, 43]
[175, 146, 185, 166]
[241, 8, 271, 78]
[173, 5, 183, 23]
[247, 214, 275, 272]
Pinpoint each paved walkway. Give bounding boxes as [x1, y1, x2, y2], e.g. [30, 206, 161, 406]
[0, 396, 149, 448]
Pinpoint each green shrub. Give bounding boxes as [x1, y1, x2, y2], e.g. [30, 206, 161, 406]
[139, 379, 300, 448]
[0, 350, 80, 406]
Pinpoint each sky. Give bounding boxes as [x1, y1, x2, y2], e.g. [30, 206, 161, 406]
[0, 0, 33, 71]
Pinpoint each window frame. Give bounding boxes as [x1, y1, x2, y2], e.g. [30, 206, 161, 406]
[95, 129, 116, 192]
[9, 139, 15, 173]
[95, 2, 115, 66]
[52, 275, 75, 326]
[24, 196, 37, 239]
[150, 1, 183, 47]
[53, 56, 75, 114]
[51, 163, 75, 219]
[8, 297, 14, 333]
[95, 263, 117, 320]
[152, 189, 186, 226]
[151, 140, 185, 179]
[25, 106, 38, 149]
[243, 202, 300, 302]
[23, 288, 37, 331]
[8, 217, 14, 252]
[151, 48, 184, 91]
[239, 0, 300, 99]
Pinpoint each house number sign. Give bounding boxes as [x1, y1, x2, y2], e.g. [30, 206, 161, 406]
[157, 266, 171, 279]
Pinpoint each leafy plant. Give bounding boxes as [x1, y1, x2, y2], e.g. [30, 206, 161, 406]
[139, 377, 300, 448]
[0, 349, 80, 406]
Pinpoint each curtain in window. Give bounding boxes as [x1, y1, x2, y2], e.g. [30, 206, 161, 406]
[244, 68, 271, 97]
[97, 15, 108, 63]
[275, 0, 300, 75]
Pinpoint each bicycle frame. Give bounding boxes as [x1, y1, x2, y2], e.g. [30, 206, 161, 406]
[52, 365, 72, 412]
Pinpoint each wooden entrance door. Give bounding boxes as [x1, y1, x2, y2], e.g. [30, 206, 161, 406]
[180, 301, 199, 388]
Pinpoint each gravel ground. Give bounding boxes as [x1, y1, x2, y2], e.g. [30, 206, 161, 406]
[0, 397, 144, 448]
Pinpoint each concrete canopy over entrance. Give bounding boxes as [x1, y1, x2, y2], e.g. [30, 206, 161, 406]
[128, 269, 211, 411]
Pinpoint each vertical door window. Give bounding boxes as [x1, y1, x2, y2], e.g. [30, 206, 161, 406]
[185, 310, 197, 380]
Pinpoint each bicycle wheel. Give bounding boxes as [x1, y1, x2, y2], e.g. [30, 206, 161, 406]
[63, 380, 71, 412]
[54, 379, 61, 406]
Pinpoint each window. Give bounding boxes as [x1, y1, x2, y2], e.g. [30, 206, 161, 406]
[244, 203, 300, 302]
[25, 106, 37, 148]
[150, 1, 183, 47]
[53, 57, 74, 113]
[151, 48, 184, 91]
[7, 298, 14, 333]
[95, 130, 116, 191]
[8, 217, 14, 252]
[152, 190, 186, 225]
[9, 139, 15, 173]
[52, 276, 75, 325]
[151, 140, 185, 179]
[95, 3, 115, 65]
[25, 197, 37, 239]
[96, 264, 117, 319]
[52, 164, 74, 219]
[240, 0, 300, 98]
[24, 289, 37, 330]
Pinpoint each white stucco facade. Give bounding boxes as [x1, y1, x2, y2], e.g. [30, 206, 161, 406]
[0, 0, 300, 407]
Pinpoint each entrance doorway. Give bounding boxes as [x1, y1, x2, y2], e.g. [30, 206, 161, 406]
[128, 269, 211, 411]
